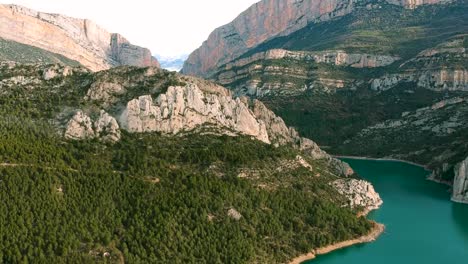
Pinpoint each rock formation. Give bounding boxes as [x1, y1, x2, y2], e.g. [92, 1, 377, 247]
[117, 83, 354, 176]
[371, 69, 468, 92]
[331, 179, 383, 212]
[119, 85, 270, 143]
[452, 157, 468, 204]
[65, 110, 121, 142]
[0, 4, 159, 71]
[182, 0, 450, 77]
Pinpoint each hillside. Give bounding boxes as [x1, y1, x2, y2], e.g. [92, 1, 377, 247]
[0, 61, 383, 263]
[0, 4, 159, 71]
[182, 0, 468, 203]
[181, 0, 451, 77]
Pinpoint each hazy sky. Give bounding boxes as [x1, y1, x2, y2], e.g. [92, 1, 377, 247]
[1, 0, 259, 57]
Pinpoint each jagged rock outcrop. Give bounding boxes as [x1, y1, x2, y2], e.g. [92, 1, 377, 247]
[452, 157, 468, 204]
[331, 179, 383, 212]
[65, 110, 121, 142]
[119, 85, 270, 143]
[182, 0, 450, 77]
[0, 4, 159, 71]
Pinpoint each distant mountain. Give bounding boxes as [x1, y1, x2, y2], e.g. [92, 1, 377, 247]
[155, 54, 188, 71]
[0, 4, 159, 71]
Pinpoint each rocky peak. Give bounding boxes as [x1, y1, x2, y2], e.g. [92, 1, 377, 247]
[182, 0, 451, 77]
[0, 4, 159, 71]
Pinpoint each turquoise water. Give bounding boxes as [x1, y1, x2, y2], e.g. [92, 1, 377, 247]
[306, 159, 468, 263]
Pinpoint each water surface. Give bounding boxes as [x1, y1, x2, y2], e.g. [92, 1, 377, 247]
[306, 159, 468, 263]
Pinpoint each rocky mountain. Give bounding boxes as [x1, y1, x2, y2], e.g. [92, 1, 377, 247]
[0, 61, 381, 262]
[0, 4, 160, 71]
[182, 0, 468, 203]
[181, 0, 451, 77]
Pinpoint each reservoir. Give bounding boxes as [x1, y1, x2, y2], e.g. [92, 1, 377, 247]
[306, 159, 468, 263]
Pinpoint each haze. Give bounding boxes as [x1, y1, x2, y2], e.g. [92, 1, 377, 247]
[0, 0, 259, 57]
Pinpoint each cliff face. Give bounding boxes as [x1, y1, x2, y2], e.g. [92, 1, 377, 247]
[181, 0, 450, 77]
[0, 4, 159, 71]
[453, 157, 468, 204]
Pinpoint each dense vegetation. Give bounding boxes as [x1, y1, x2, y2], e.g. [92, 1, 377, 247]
[262, 85, 457, 147]
[0, 63, 372, 263]
[0, 120, 371, 263]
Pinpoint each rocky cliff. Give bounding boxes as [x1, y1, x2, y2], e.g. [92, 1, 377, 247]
[452, 157, 468, 204]
[0, 4, 159, 71]
[181, 0, 451, 77]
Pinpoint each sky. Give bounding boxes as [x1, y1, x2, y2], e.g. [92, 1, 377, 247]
[1, 0, 259, 58]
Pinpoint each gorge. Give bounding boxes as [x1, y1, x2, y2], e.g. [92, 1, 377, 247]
[0, 0, 467, 262]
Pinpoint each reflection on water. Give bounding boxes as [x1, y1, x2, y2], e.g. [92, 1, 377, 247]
[452, 203, 468, 241]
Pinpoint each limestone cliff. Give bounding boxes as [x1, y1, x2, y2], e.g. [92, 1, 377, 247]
[452, 157, 468, 204]
[181, 0, 450, 77]
[0, 4, 159, 71]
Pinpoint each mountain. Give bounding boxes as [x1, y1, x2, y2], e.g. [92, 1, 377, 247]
[155, 54, 188, 71]
[0, 61, 383, 262]
[0, 4, 160, 71]
[182, 0, 468, 203]
[181, 0, 451, 77]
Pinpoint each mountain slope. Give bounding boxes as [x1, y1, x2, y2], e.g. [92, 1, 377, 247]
[182, 0, 468, 203]
[0, 4, 159, 71]
[181, 0, 451, 77]
[0, 61, 382, 262]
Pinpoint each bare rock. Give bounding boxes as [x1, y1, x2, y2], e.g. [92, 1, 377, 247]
[65, 110, 120, 142]
[0, 4, 159, 71]
[452, 157, 468, 204]
[227, 208, 242, 221]
[119, 84, 270, 143]
[331, 179, 383, 212]
[64, 111, 95, 140]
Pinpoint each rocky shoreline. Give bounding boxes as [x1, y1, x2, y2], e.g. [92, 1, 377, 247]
[288, 221, 385, 264]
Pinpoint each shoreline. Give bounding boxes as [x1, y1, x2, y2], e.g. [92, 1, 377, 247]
[288, 221, 385, 264]
[334, 155, 455, 187]
[333, 155, 429, 170]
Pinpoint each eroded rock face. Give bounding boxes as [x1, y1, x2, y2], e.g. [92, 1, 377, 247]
[371, 69, 468, 91]
[65, 111, 95, 140]
[0, 4, 159, 71]
[331, 179, 383, 212]
[452, 157, 468, 204]
[65, 110, 120, 142]
[119, 84, 270, 143]
[182, 0, 449, 77]
[221, 49, 399, 73]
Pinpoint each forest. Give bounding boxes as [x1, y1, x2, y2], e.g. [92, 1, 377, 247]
[0, 63, 371, 263]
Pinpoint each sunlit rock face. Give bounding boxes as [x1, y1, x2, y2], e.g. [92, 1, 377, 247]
[0, 4, 159, 71]
[181, 0, 450, 77]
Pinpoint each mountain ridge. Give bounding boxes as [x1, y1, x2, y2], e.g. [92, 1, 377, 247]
[181, 0, 452, 77]
[0, 4, 160, 71]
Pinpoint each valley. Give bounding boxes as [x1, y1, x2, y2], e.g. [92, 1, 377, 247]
[0, 0, 467, 263]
